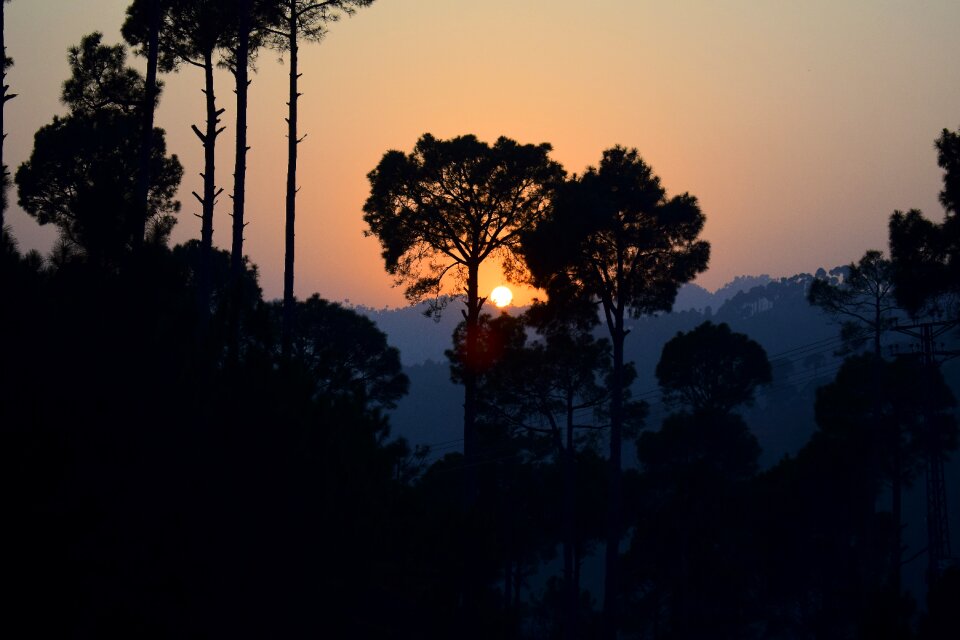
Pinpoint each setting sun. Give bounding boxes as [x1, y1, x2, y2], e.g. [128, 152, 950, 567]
[490, 286, 513, 308]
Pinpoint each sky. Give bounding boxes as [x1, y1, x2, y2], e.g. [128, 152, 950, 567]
[5, 0, 960, 308]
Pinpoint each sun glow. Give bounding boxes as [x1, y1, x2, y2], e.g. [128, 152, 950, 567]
[490, 286, 513, 308]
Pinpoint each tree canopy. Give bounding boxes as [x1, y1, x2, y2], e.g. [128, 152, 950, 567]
[808, 250, 900, 355]
[286, 294, 408, 411]
[364, 132, 565, 509]
[364, 133, 565, 310]
[888, 127, 960, 318]
[523, 146, 710, 325]
[656, 321, 772, 415]
[123, 0, 237, 72]
[15, 33, 181, 265]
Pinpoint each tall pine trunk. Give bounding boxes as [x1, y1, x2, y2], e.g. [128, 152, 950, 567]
[229, 0, 251, 360]
[1, 1, 8, 243]
[460, 260, 481, 627]
[197, 48, 224, 326]
[134, 0, 161, 250]
[464, 261, 480, 504]
[281, 3, 300, 359]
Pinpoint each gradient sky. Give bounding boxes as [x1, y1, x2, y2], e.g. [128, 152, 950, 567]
[6, 0, 960, 307]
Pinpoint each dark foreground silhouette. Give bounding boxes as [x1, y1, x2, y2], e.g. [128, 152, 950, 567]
[2, 4, 960, 637]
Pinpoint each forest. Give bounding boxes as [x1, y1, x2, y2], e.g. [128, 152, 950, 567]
[2, 1, 960, 639]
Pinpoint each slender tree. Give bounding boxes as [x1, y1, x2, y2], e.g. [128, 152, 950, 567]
[131, 0, 161, 251]
[364, 133, 565, 504]
[228, 0, 252, 360]
[124, 0, 236, 323]
[522, 146, 709, 639]
[225, 0, 279, 359]
[265, 0, 374, 359]
[808, 250, 913, 597]
[808, 250, 901, 357]
[1, 0, 16, 247]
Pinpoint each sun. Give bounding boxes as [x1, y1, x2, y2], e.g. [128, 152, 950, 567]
[490, 285, 513, 308]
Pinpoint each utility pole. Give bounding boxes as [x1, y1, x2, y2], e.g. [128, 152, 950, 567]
[890, 319, 959, 580]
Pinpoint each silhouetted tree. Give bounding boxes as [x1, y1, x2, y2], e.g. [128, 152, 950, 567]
[124, 0, 237, 323]
[61, 35, 146, 113]
[656, 321, 771, 415]
[224, 0, 281, 358]
[519, 300, 629, 640]
[815, 354, 957, 602]
[364, 133, 564, 504]
[808, 250, 911, 597]
[15, 33, 182, 267]
[131, 0, 161, 250]
[889, 208, 959, 319]
[231, 0, 252, 290]
[170, 238, 266, 364]
[522, 146, 709, 637]
[624, 322, 767, 638]
[265, 0, 375, 359]
[283, 293, 408, 411]
[0, 0, 14, 247]
[448, 300, 626, 639]
[888, 128, 960, 318]
[808, 250, 901, 356]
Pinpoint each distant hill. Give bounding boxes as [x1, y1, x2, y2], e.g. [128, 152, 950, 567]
[356, 271, 959, 469]
[353, 298, 466, 366]
[355, 276, 774, 367]
[672, 274, 773, 312]
[353, 273, 832, 463]
[353, 271, 960, 613]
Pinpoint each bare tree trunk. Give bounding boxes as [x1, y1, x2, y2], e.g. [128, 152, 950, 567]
[464, 262, 481, 505]
[196, 49, 224, 326]
[134, 0, 161, 250]
[229, 0, 251, 361]
[0, 0, 10, 244]
[281, 2, 300, 359]
[458, 261, 482, 630]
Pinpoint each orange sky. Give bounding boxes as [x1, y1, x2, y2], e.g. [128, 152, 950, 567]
[6, 0, 960, 308]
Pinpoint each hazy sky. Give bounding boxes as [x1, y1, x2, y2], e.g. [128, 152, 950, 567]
[5, 0, 960, 307]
